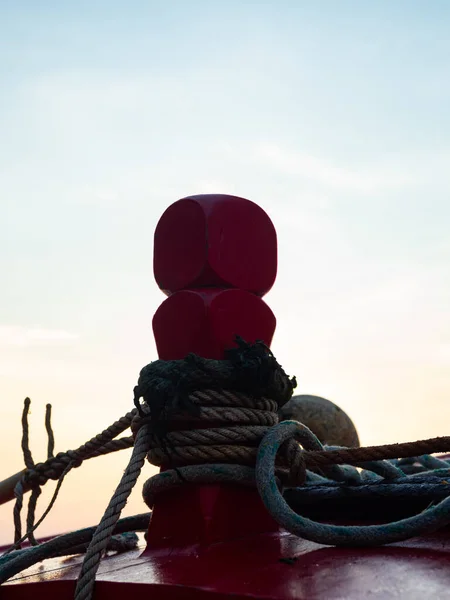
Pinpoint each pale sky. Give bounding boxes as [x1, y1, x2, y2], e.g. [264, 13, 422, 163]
[1, 0, 450, 543]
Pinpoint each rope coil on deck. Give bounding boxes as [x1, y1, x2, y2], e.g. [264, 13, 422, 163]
[133, 392, 279, 468]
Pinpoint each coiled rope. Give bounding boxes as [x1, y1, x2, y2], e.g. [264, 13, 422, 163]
[0, 513, 150, 583]
[256, 420, 450, 546]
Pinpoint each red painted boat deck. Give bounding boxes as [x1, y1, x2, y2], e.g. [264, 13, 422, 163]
[3, 527, 450, 600]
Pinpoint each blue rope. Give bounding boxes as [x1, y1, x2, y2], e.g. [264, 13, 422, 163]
[324, 445, 405, 481]
[256, 421, 450, 547]
[0, 513, 150, 584]
[287, 479, 450, 502]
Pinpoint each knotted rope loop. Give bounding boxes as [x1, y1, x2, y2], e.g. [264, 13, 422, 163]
[283, 439, 307, 485]
[24, 452, 83, 487]
[267, 421, 347, 486]
[22, 410, 136, 489]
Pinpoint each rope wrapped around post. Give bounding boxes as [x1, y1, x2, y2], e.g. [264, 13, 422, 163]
[132, 340, 450, 549]
[74, 339, 296, 600]
[132, 339, 299, 504]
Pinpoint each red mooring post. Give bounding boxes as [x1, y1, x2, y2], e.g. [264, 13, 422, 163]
[145, 194, 280, 549]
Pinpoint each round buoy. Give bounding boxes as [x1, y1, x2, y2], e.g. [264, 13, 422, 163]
[278, 395, 360, 448]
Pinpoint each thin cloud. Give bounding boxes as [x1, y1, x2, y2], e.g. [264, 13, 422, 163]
[0, 326, 79, 348]
[251, 143, 415, 193]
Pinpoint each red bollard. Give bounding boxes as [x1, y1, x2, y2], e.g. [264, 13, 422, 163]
[146, 194, 280, 550]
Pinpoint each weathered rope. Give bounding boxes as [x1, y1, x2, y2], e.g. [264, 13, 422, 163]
[0, 532, 140, 570]
[12, 481, 25, 548]
[24, 404, 54, 547]
[24, 410, 136, 487]
[256, 421, 450, 547]
[20, 398, 34, 469]
[133, 338, 295, 424]
[12, 398, 53, 548]
[287, 476, 450, 503]
[6, 399, 136, 552]
[0, 513, 150, 583]
[132, 342, 295, 471]
[51, 531, 140, 558]
[143, 464, 262, 508]
[304, 437, 450, 470]
[139, 397, 279, 468]
[74, 425, 150, 600]
[24, 487, 41, 547]
[45, 404, 55, 459]
[5, 462, 75, 555]
[13, 399, 35, 546]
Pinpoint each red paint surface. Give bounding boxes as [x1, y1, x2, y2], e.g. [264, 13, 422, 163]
[4, 529, 450, 599]
[153, 195, 277, 296]
[146, 485, 279, 548]
[153, 288, 276, 360]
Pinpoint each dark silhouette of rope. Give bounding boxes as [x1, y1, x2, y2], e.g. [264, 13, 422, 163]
[304, 437, 450, 470]
[6, 399, 136, 552]
[0, 513, 150, 583]
[73, 426, 150, 600]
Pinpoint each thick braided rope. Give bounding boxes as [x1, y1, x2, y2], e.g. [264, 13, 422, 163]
[147, 426, 269, 466]
[24, 404, 53, 547]
[139, 389, 347, 507]
[304, 437, 450, 470]
[5, 462, 77, 556]
[142, 464, 259, 508]
[5, 408, 136, 555]
[256, 421, 450, 546]
[12, 481, 25, 546]
[133, 341, 295, 424]
[13, 399, 36, 545]
[25, 487, 42, 546]
[140, 390, 278, 468]
[0, 513, 150, 584]
[25, 410, 136, 487]
[3, 440, 134, 556]
[20, 398, 34, 469]
[74, 425, 150, 600]
[45, 403, 55, 459]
